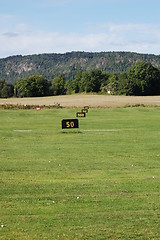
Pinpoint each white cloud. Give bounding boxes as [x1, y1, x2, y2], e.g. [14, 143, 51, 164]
[0, 21, 160, 58]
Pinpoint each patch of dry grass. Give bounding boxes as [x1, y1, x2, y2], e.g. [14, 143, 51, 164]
[0, 94, 160, 108]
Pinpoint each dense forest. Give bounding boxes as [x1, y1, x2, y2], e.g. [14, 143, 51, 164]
[1, 61, 160, 98]
[0, 51, 160, 84]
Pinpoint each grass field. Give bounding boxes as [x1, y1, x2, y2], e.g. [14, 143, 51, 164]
[0, 107, 160, 239]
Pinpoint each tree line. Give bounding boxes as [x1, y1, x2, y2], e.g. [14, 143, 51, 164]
[1, 51, 160, 84]
[1, 61, 160, 98]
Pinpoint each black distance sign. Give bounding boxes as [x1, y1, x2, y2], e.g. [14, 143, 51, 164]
[76, 112, 86, 118]
[62, 119, 79, 129]
[81, 108, 88, 113]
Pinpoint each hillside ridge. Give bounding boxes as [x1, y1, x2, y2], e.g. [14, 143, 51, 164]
[0, 51, 160, 84]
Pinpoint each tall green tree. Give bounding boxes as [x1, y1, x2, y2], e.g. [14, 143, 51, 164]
[0, 80, 14, 98]
[79, 71, 89, 92]
[85, 69, 103, 93]
[118, 72, 132, 95]
[65, 80, 74, 95]
[52, 74, 65, 95]
[100, 72, 110, 88]
[15, 75, 51, 97]
[73, 69, 104, 93]
[119, 62, 160, 96]
[72, 71, 84, 93]
[107, 74, 118, 94]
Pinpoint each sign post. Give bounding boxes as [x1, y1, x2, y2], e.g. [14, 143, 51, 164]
[62, 119, 79, 129]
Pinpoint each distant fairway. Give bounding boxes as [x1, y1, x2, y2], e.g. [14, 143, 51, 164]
[0, 107, 160, 239]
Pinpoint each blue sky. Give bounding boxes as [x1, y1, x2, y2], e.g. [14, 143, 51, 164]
[0, 0, 160, 58]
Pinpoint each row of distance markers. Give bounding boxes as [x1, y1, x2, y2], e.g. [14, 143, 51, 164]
[62, 106, 89, 129]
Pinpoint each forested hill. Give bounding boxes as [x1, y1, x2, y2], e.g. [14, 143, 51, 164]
[0, 51, 160, 84]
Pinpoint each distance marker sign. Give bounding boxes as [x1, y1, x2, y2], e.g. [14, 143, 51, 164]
[81, 108, 88, 113]
[62, 119, 79, 129]
[76, 112, 86, 118]
[84, 106, 89, 109]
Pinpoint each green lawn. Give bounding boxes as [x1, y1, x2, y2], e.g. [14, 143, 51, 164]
[0, 107, 160, 239]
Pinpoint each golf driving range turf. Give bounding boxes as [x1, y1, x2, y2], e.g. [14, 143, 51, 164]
[0, 107, 160, 239]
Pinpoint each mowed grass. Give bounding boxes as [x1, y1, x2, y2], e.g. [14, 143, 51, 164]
[0, 107, 160, 239]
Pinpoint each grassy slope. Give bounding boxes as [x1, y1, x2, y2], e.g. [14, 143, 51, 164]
[0, 107, 160, 239]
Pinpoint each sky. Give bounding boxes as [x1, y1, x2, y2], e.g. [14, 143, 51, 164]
[0, 0, 160, 58]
